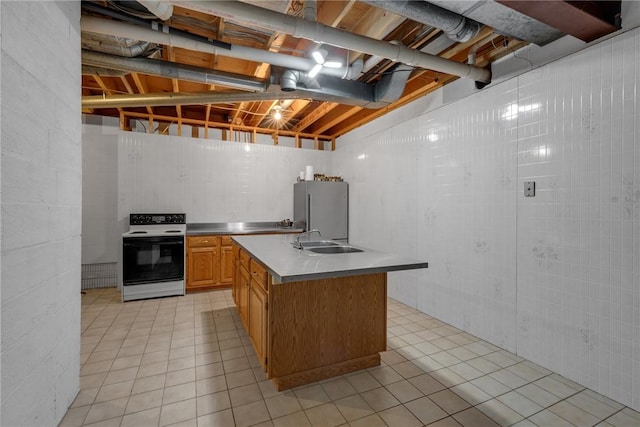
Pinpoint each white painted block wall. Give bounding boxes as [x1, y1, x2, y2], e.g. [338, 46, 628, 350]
[335, 26, 640, 411]
[117, 132, 332, 230]
[1, 2, 81, 426]
[82, 117, 119, 264]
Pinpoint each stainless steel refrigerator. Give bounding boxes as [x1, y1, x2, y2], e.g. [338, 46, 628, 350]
[294, 181, 348, 241]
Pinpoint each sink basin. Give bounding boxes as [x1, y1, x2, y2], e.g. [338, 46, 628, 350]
[298, 240, 340, 248]
[307, 246, 364, 254]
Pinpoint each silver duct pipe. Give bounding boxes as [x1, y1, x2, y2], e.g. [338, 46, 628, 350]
[81, 33, 156, 57]
[82, 65, 128, 77]
[175, 0, 491, 83]
[83, 63, 413, 109]
[82, 50, 267, 92]
[137, 0, 173, 21]
[81, 15, 358, 79]
[303, 0, 316, 22]
[360, 0, 481, 43]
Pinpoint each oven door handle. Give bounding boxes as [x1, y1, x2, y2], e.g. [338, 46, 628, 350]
[123, 240, 184, 247]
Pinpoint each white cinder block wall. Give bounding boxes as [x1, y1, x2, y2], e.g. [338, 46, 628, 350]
[82, 118, 119, 264]
[335, 26, 640, 411]
[116, 132, 332, 232]
[1, 2, 81, 426]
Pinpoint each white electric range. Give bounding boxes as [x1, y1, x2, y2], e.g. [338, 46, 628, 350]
[121, 213, 186, 301]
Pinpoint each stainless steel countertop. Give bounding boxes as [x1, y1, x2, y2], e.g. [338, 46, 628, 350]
[187, 222, 303, 235]
[232, 234, 428, 284]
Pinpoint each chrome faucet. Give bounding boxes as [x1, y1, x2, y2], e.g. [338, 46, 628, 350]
[292, 229, 322, 249]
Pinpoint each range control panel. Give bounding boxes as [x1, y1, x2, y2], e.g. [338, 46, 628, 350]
[130, 213, 186, 225]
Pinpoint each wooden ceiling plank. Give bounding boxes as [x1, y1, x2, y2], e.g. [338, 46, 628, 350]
[93, 75, 123, 115]
[292, 102, 339, 132]
[120, 110, 333, 141]
[130, 72, 154, 116]
[309, 105, 363, 135]
[318, 0, 357, 27]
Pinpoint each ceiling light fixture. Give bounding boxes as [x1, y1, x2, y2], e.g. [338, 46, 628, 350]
[308, 48, 342, 78]
[272, 104, 283, 120]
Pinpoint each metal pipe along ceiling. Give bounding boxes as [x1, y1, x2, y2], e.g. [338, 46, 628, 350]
[175, 0, 492, 83]
[82, 50, 267, 92]
[80, 16, 357, 80]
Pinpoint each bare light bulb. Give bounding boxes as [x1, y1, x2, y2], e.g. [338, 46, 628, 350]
[274, 110, 282, 120]
[308, 63, 323, 78]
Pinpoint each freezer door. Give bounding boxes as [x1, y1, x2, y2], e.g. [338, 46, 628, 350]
[306, 181, 348, 240]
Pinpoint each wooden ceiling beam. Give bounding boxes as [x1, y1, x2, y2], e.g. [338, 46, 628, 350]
[318, 0, 356, 27]
[309, 105, 363, 135]
[292, 102, 339, 132]
[119, 110, 333, 142]
[129, 73, 154, 117]
[93, 75, 123, 115]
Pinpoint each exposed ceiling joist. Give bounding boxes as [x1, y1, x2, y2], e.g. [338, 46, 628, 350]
[80, 0, 622, 145]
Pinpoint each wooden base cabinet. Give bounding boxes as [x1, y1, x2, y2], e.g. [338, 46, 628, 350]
[187, 235, 234, 292]
[249, 278, 268, 370]
[186, 236, 220, 291]
[231, 247, 387, 391]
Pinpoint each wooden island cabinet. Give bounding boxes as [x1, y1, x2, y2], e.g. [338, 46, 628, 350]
[231, 240, 388, 390]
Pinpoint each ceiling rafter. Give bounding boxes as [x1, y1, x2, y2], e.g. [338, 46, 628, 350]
[80, 0, 620, 148]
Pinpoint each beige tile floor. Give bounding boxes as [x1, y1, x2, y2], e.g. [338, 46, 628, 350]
[60, 288, 640, 427]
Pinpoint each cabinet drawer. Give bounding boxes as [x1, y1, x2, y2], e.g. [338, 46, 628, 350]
[250, 259, 268, 290]
[188, 236, 220, 247]
[221, 235, 234, 246]
[239, 250, 250, 271]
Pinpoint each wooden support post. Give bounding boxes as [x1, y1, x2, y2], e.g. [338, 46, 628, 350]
[252, 129, 257, 144]
[314, 137, 320, 150]
[295, 134, 301, 149]
[204, 125, 209, 139]
[192, 126, 199, 138]
[331, 138, 336, 151]
[119, 112, 131, 131]
[148, 117, 154, 133]
[272, 133, 279, 145]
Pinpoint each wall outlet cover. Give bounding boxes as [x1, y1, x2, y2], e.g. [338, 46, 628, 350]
[524, 181, 536, 197]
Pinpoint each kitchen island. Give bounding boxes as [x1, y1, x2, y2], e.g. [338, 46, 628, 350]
[232, 234, 428, 390]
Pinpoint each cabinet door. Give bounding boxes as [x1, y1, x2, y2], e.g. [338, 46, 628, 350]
[220, 245, 234, 284]
[187, 246, 219, 289]
[238, 267, 250, 329]
[249, 279, 268, 370]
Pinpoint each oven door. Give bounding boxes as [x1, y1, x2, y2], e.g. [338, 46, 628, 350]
[123, 236, 185, 285]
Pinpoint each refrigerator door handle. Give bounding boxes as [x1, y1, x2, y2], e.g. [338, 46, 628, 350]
[307, 194, 312, 231]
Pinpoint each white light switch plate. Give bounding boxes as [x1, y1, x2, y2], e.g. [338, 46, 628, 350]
[524, 181, 535, 197]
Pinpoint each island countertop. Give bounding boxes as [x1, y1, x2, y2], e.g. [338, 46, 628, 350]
[232, 234, 428, 283]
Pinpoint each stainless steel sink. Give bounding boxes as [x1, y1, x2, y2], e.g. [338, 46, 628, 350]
[307, 246, 364, 254]
[298, 240, 340, 248]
